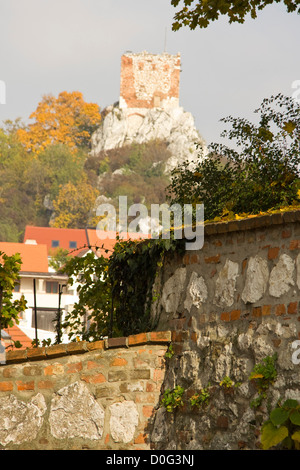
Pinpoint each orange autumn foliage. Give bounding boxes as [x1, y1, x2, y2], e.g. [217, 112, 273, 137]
[17, 91, 101, 154]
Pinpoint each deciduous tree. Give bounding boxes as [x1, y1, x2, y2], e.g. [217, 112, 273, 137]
[17, 91, 101, 154]
[167, 94, 300, 220]
[50, 177, 100, 229]
[171, 0, 300, 30]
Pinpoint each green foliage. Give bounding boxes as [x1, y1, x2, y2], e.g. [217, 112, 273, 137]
[85, 140, 171, 208]
[219, 376, 234, 389]
[171, 0, 300, 30]
[0, 251, 27, 342]
[165, 343, 175, 359]
[161, 385, 185, 412]
[249, 354, 278, 408]
[108, 237, 183, 337]
[189, 386, 210, 409]
[48, 248, 70, 271]
[61, 252, 113, 342]
[261, 399, 300, 450]
[167, 94, 300, 221]
[60, 236, 184, 341]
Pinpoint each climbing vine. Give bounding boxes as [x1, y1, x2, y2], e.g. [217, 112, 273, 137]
[60, 236, 184, 341]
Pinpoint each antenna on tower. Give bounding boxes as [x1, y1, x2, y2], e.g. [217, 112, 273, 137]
[164, 27, 167, 53]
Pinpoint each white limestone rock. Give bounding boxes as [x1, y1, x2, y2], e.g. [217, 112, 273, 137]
[161, 267, 186, 314]
[109, 401, 139, 443]
[0, 393, 46, 446]
[90, 105, 206, 173]
[242, 255, 269, 304]
[184, 271, 208, 311]
[214, 259, 239, 308]
[49, 381, 105, 440]
[269, 254, 295, 298]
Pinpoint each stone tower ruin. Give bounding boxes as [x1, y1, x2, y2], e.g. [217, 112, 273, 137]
[119, 51, 181, 110]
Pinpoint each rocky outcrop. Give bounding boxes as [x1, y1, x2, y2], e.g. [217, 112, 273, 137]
[90, 104, 206, 173]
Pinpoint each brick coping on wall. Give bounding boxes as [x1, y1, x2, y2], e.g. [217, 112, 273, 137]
[203, 208, 300, 237]
[3, 331, 172, 365]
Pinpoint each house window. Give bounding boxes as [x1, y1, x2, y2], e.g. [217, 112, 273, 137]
[46, 281, 58, 294]
[31, 308, 58, 332]
[69, 241, 77, 249]
[51, 240, 59, 248]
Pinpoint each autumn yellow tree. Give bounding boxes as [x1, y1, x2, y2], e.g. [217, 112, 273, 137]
[50, 177, 100, 229]
[17, 91, 101, 154]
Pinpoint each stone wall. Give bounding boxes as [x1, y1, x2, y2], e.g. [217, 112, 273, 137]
[0, 331, 170, 450]
[119, 51, 180, 110]
[1, 210, 300, 451]
[150, 210, 300, 450]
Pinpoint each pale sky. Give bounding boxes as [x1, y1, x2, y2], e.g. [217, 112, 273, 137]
[0, 0, 299, 146]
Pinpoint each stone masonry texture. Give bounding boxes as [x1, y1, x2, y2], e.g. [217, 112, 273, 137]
[150, 209, 300, 450]
[0, 332, 170, 450]
[119, 51, 180, 110]
[1, 210, 300, 450]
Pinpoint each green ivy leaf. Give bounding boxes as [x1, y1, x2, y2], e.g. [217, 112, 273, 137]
[282, 399, 299, 409]
[290, 410, 300, 426]
[291, 430, 300, 443]
[261, 422, 289, 450]
[270, 407, 290, 426]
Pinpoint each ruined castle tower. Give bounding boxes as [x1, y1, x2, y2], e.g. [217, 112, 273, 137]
[119, 51, 181, 110]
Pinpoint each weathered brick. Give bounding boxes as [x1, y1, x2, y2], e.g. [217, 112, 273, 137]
[44, 363, 64, 376]
[230, 310, 241, 321]
[134, 433, 148, 444]
[189, 254, 199, 264]
[110, 357, 128, 367]
[275, 304, 286, 316]
[46, 344, 67, 358]
[252, 307, 262, 318]
[106, 337, 128, 349]
[81, 372, 106, 384]
[268, 246, 279, 259]
[66, 362, 83, 373]
[130, 370, 151, 380]
[27, 347, 47, 361]
[282, 229, 291, 239]
[220, 312, 230, 322]
[86, 340, 104, 352]
[66, 341, 87, 355]
[217, 416, 229, 429]
[16, 380, 34, 391]
[108, 370, 128, 382]
[147, 331, 171, 343]
[262, 305, 271, 316]
[6, 349, 27, 364]
[142, 405, 154, 418]
[205, 254, 220, 264]
[290, 239, 300, 250]
[23, 365, 42, 376]
[38, 380, 55, 390]
[0, 381, 13, 391]
[288, 302, 298, 314]
[2, 367, 15, 378]
[128, 333, 147, 346]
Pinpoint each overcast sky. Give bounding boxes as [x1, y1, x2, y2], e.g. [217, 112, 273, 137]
[0, 0, 299, 146]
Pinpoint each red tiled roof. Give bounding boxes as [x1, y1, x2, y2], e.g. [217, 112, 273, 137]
[23, 226, 150, 259]
[24, 226, 87, 256]
[4, 324, 33, 350]
[0, 242, 49, 273]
